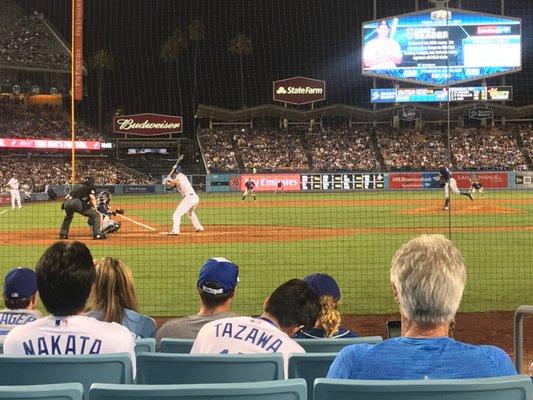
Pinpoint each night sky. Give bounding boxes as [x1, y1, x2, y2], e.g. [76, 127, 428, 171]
[13, 0, 533, 132]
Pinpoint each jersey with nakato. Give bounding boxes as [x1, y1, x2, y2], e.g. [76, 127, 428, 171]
[0, 309, 42, 339]
[3, 315, 137, 377]
[7, 178, 19, 190]
[176, 173, 196, 197]
[191, 316, 305, 377]
[245, 180, 256, 190]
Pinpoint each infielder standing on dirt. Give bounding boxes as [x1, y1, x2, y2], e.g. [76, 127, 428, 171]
[164, 166, 204, 236]
[241, 178, 256, 203]
[7, 175, 22, 210]
[439, 166, 473, 210]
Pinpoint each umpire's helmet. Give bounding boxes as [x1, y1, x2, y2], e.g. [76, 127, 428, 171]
[98, 190, 111, 205]
[82, 176, 95, 186]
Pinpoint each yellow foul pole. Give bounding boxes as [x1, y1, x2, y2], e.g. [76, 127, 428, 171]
[70, 0, 76, 185]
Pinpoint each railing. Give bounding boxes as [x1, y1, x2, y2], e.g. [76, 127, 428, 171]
[514, 305, 533, 373]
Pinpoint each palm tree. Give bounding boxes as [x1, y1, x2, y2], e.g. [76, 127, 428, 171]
[188, 20, 205, 110]
[161, 29, 188, 114]
[89, 50, 114, 134]
[229, 33, 252, 109]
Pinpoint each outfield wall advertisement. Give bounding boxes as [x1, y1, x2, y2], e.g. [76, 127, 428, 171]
[238, 174, 301, 192]
[389, 171, 509, 190]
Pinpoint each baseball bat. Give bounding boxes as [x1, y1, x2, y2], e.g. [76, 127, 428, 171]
[167, 154, 184, 178]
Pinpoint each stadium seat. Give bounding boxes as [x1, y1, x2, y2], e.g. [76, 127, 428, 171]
[90, 379, 307, 400]
[134, 338, 155, 355]
[313, 375, 533, 400]
[159, 338, 194, 353]
[0, 383, 83, 400]
[288, 353, 337, 400]
[0, 354, 132, 400]
[294, 336, 382, 353]
[136, 353, 284, 384]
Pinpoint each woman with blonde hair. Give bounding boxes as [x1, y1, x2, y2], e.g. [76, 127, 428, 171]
[294, 273, 357, 339]
[87, 257, 156, 338]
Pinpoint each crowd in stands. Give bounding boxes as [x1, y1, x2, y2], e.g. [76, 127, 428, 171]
[1, 104, 104, 141]
[197, 128, 239, 172]
[519, 127, 533, 160]
[198, 125, 531, 173]
[0, 157, 154, 192]
[0, 235, 525, 383]
[235, 128, 309, 172]
[306, 126, 379, 171]
[451, 127, 527, 171]
[0, 2, 70, 70]
[377, 129, 448, 170]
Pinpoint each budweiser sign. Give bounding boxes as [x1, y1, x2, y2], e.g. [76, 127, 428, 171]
[273, 76, 326, 105]
[113, 113, 183, 136]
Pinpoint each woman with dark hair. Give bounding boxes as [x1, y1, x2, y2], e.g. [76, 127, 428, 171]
[294, 273, 357, 339]
[87, 257, 156, 338]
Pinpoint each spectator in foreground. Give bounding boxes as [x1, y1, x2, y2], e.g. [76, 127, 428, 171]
[0, 267, 41, 339]
[157, 258, 239, 346]
[191, 278, 320, 377]
[4, 242, 136, 377]
[294, 273, 357, 339]
[87, 257, 156, 338]
[328, 234, 517, 380]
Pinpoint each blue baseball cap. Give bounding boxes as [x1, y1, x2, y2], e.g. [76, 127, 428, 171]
[3, 267, 38, 299]
[303, 273, 341, 300]
[197, 258, 239, 295]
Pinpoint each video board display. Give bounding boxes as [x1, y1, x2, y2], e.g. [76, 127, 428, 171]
[362, 8, 521, 86]
[370, 86, 512, 103]
[301, 174, 384, 191]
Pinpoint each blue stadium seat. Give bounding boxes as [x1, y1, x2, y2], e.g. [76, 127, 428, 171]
[90, 379, 307, 400]
[0, 383, 83, 400]
[0, 354, 132, 400]
[294, 336, 382, 353]
[136, 353, 284, 384]
[288, 353, 337, 400]
[159, 338, 194, 353]
[134, 338, 155, 355]
[313, 375, 533, 400]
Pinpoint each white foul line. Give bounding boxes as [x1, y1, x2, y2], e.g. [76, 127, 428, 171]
[117, 214, 156, 231]
[0, 210, 7, 215]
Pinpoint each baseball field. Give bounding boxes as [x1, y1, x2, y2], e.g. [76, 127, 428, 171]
[0, 190, 532, 317]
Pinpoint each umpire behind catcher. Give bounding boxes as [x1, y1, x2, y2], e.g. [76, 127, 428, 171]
[59, 177, 106, 240]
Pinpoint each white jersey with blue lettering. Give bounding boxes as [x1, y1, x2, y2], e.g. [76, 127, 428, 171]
[3, 315, 137, 378]
[0, 309, 42, 340]
[176, 173, 196, 197]
[191, 316, 305, 377]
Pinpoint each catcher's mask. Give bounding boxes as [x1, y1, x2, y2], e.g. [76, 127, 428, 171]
[98, 190, 111, 205]
[82, 176, 94, 186]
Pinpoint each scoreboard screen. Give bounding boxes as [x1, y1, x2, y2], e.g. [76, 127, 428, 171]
[362, 8, 521, 86]
[301, 174, 384, 191]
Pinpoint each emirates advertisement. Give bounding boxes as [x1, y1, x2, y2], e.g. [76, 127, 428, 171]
[273, 76, 326, 105]
[0, 138, 101, 150]
[113, 113, 183, 136]
[238, 174, 301, 192]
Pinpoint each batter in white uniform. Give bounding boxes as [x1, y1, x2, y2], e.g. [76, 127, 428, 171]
[164, 167, 204, 235]
[7, 176, 22, 210]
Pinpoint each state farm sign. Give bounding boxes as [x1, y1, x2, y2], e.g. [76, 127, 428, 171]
[273, 76, 325, 105]
[113, 113, 183, 136]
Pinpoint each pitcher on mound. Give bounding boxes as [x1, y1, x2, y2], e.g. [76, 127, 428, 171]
[164, 167, 204, 236]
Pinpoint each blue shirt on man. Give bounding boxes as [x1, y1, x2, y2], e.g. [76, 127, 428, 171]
[327, 337, 517, 380]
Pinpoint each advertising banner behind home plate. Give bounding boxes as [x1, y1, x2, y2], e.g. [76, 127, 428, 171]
[273, 76, 326, 105]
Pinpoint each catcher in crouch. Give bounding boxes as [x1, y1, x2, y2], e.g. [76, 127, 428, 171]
[88, 190, 123, 235]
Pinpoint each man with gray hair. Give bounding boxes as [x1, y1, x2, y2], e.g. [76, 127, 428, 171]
[328, 234, 516, 380]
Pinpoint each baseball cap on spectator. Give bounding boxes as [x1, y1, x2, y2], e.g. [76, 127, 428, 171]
[197, 258, 239, 295]
[3, 267, 38, 299]
[303, 273, 341, 300]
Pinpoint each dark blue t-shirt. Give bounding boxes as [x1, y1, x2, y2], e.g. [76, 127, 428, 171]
[327, 337, 517, 380]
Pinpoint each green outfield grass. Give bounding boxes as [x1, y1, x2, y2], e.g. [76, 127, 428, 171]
[0, 190, 532, 317]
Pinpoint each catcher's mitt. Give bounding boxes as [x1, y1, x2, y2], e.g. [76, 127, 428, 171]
[112, 208, 125, 215]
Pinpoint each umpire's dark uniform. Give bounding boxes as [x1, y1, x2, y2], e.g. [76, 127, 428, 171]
[59, 178, 103, 239]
